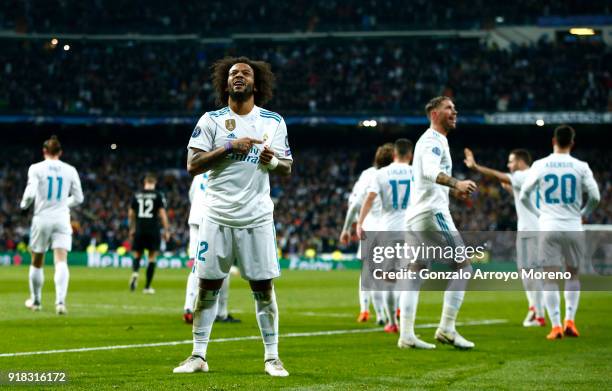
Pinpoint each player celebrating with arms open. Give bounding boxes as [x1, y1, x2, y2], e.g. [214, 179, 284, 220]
[173, 57, 292, 377]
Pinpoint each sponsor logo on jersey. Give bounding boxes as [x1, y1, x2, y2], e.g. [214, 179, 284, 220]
[227, 133, 237, 139]
[225, 119, 236, 131]
[191, 127, 201, 138]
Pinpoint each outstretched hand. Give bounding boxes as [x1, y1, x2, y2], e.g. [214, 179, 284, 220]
[463, 148, 477, 169]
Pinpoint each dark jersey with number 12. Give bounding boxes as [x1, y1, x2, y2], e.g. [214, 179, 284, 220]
[130, 190, 166, 235]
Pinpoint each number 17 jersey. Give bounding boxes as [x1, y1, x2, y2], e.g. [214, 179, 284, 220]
[367, 162, 414, 231]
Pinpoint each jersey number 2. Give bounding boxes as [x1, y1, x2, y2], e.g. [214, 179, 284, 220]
[197, 241, 209, 262]
[137, 198, 154, 218]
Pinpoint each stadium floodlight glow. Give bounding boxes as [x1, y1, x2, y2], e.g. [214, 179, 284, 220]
[361, 120, 378, 127]
[63, 44, 70, 51]
[111, 143, 117, 150]
[536, 119, 545, 127]
[495, 16, 504, 23]
[569, 28, 595, 36]
[51, 38, 58, 45]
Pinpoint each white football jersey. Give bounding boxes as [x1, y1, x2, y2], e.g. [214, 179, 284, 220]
[187, 105, 292, 228]
[188, 172, 209, 225]
[507, 169, 539, 231]
[520, 153, 600, 231]
[406, 128, 452, 221]
[368, 162, 413, 231]
[20, 159, 83, 219]
[349, 167, 382, 231]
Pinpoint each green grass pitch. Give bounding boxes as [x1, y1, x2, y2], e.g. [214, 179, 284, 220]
[1, 267, 611, 390]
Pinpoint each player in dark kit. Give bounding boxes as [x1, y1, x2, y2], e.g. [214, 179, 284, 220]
[128, 173, 170, 294]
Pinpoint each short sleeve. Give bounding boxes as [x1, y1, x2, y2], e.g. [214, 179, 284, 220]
[269, 118, 292, 161]
[187, 113, 216, 152]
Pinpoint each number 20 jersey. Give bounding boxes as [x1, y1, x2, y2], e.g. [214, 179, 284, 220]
[522, 153, 599, 231]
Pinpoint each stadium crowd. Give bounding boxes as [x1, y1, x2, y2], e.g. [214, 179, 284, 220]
[1, 38, 609, 116]
[1, 0, 609, 34]
[1, 146, 610, 256]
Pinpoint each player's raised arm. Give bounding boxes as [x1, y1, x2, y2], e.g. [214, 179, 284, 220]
[464, 148, 511, 184]
[20, 166, 38, 210]
[581, 164, 600, 217]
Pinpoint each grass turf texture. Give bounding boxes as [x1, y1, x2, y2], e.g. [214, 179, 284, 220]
[0, 267, 611, 390]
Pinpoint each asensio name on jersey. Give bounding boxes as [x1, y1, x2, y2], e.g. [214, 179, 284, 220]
[188, 106, 292, 228]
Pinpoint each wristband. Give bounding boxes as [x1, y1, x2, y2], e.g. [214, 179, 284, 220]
[265, 156, 279, 170]
[224, 141, 233, 152]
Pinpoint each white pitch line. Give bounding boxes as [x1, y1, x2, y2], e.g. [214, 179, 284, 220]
[0, 319, 507, 358]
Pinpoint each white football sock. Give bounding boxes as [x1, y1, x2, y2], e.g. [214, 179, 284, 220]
[383, 291, 397, 326]
[54, 261, 69, 305]
[192, 289, 219, 358]
[543, 281, 561, 327]
[29, 265, 44, 303]
[183, 267, 198, 312]
[216, 276, 230, 319]
[358, 276, 370, 312]
[564, 279, 581, 322]
[521, 277, 535, 308]
[399, 293, 419, 340]
[254, 287, 279, 361]
[439, 264, 471, 333]
[371, 291, 386, 323]
[532, 280, 545, 318]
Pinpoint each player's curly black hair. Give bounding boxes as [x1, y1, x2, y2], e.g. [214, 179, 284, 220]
[211, 56, 275, 107]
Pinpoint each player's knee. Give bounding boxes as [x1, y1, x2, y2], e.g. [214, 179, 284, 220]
[252, 289, 273, 303]
[195, 289, 220, 310]
[31, 253, 45, 268]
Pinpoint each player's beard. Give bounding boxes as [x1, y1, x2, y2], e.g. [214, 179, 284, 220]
[229, 84, 254, 103]
[443, 116, 456, 133]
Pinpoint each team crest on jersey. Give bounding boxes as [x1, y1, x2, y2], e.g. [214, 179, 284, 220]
[263, 132, 269, 143]
[225, 119, 236, 131]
